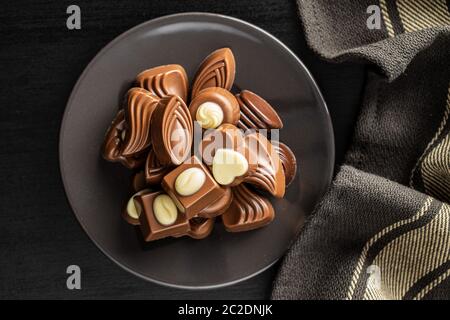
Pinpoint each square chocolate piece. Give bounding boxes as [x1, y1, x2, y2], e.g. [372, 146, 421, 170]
[162, 156, 226, 219]
[135, 191, 190, 242]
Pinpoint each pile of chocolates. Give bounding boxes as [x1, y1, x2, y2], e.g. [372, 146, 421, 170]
[102, 48, 297, 242]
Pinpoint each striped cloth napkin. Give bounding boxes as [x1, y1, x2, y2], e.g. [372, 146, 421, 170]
[272, 0, 450, 300]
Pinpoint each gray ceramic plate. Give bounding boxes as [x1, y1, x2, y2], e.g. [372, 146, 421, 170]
[60, 13, 334, 289]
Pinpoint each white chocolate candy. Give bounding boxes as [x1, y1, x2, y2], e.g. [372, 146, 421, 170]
[126, 189, 151, 219]
[153, 194, 178, 226]
[175, 167, 206, 196]
[196, 102, 224, 129]
[212, 148, 249, 185]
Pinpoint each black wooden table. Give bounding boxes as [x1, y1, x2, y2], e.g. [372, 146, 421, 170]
[0, 0, 365, 299]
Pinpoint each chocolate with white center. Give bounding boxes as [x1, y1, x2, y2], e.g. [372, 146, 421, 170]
[161, 156, 230, 219]
[191, 48, 236, 98]
[135, 191, 190, 241]
[136, 64, 189, 102]
[189, 87, 240, 129]
[122, 189, 152, 225]
[200, 123, 246, 165]
[200, 124, 256, 186]
[151, 95, 193, 166]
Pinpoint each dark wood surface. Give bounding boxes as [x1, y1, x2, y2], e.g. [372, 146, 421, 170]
[0, 0, 365, 299]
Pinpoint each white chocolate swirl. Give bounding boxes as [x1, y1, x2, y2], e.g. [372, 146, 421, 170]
[196, 102, 224, 129]
[175, 167, 206, 196]
[153, 194, 178, 226]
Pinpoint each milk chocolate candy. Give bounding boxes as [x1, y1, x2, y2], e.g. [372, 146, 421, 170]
[189, 87, 240, 129]
[273, 142, 297, 187]
[198, 186, 232, 219]
[200, 124, 256, 186]
[191, 48, 236, 98]
[200, 124, 245, 166]
[187, 217, 215, 239]
[122, 189, 152, 225]
[136, 65, 188, 102]
[145, 148, 172, 185]
[161, 156, 230, 219]
[102, 109, 146, 169]
[121, 88, 160, 156]
[151, 95, 193, 165]
[236, 90, 283, 131]
[222, 184, 274, 232]
[244, 132, 285, 198]
[135, 191, 190, 241]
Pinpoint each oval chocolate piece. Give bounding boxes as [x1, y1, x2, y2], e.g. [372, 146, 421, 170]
[121, 88, 159, 156]
[102, 109, 146, 169]
[244, 132, 285, 198]
[136, 64, 188, 102]
[222, 184, 274, 232]
[191, 48, 236, 98]
[273, 142, 297, 187]
[189, 87, 240, 129]
[236, 90, 283, 130]
[151, 95, 193, 165]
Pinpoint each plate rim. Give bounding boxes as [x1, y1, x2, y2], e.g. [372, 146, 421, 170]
[59, 12, 335, 290]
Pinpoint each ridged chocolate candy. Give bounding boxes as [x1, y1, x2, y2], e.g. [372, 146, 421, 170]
[222, 184, 274, 232]
[191, 48, 236, 98]
[244, 132, 285, 198]
[136, 64, 188, 102]
[121, 88, 159, 156]
[151, 95, 193, 165]
[102, 109, 146, 169]
[236, 90, 283, 131]
[273, 142, 297, 187]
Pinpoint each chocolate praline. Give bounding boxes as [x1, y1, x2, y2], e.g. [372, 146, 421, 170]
[191, 48, 236, 98]
[236, 90, 283, 131]
[136, 64, 189, 102]
[189, 87, 240, 129]
[150, 95, 193, 166]
[102, 109, 146, 169]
